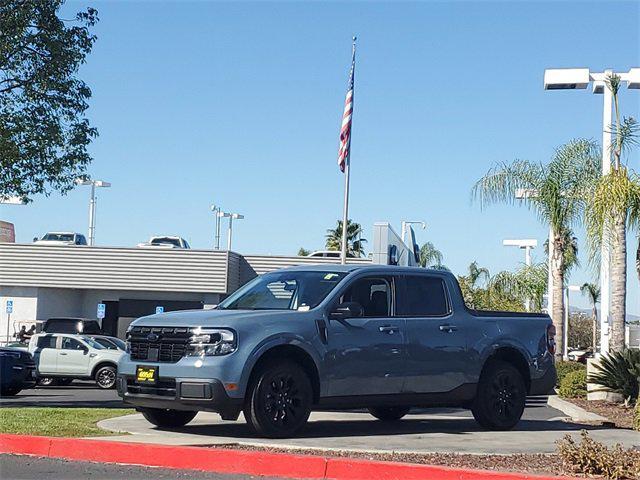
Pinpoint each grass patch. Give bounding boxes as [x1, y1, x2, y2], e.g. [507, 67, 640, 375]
[0, 408, 134, 437]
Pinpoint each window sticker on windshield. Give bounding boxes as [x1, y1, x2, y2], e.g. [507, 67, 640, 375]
[298, 305, 310, 311]
[324, 273, 339, 280]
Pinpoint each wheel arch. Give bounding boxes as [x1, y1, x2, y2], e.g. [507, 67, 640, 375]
[244, 343, 321, 403]
[481, 346, 532, 393]
[91, 360, 118, 379]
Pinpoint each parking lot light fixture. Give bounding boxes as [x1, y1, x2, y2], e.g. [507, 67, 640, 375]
[502, 239, 538, 311]
[0, 196, 25, 205]
[76, 178, 111, 246]
[564, 285, 582, 359]
[544, 66, 639, 355]
[210, 205, 222, 250]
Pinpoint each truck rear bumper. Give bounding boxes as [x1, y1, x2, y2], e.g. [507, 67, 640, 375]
[116, 375, 243, 420]
[529, 364, 557, 396]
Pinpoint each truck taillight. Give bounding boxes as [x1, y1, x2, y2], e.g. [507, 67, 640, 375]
[546, 324, 556, 355]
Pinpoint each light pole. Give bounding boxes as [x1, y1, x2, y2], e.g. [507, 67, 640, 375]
[218, 212, 244, 251]
[76, 179, 111, 246]
[502, 239, 538, 311]
[565, 284, 582, 359]
[210, 205, 222, 250]
[544, 67, 639, 355]
[400, 221, 426, 243]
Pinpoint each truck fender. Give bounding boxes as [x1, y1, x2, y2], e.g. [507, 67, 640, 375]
[239, 334, 322, 397]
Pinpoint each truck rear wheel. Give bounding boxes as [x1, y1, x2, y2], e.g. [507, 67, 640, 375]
[471, 360, 526, 431]
[140, 408, 197, 428]
[244, 360, 312, 438]
[368, 406, 410, 421]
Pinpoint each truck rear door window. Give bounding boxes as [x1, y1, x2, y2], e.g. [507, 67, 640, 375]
[399, 276, 449, 316]
[36, 336, 57, 349]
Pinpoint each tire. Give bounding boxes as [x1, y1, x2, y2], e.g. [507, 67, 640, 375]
[94, 365, 117, 389]
[244, 360, 312, 438]
[368, 406, 411, 421]
[37, 377, 55, 387]
[140, 408, 198, 428]
[471, 360, 526, 431]
[1, 386, 21, 396]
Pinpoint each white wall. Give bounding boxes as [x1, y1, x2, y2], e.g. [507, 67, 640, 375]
[0, 286, 38, 342]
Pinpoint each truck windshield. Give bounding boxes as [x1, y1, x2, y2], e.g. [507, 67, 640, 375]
[218, 271, 347, 311]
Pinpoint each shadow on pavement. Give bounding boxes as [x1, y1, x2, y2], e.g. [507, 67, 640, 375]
[159, 415, 605, 440]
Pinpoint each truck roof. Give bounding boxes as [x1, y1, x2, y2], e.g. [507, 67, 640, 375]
[281, 264, 452, 275]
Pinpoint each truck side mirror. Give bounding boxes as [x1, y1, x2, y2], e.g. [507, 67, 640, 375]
[329, 302, 363, 320]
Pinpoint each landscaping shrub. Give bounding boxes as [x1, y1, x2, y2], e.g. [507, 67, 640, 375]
[558, 369, 587, 398]
[634, 400, 640, 432]
[556, 430, 639, 479]
[555, 361, 585, 387]
[588, 349, 640, 405]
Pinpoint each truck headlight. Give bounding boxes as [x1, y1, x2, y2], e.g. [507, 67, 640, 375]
[187, 328, 236, 356]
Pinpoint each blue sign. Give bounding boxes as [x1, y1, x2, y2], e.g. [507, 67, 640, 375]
[6, 299, 13, 314]
[155, 306, 164, 314]
[97, 303, 106, 319]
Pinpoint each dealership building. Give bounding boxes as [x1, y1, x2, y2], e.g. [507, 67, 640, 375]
[0, 243, 372, 341]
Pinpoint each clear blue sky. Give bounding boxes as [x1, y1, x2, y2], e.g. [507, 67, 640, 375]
[2, 1, 639, 313]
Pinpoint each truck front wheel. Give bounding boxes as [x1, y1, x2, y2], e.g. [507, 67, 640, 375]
[140, 408, 197, 428]
[244, 360, 312, 438]
[471, 360, 526, 430]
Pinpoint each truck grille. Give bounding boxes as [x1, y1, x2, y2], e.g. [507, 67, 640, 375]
[127, 326, 192, 363]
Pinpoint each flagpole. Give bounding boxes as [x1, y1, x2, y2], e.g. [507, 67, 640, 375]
[340, 154, 350, 264]
[340, 37, 356, 265]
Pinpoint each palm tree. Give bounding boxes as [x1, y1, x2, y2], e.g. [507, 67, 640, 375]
[325, 220, 367, 257]
[585, 74, 640, 352]
[580, 283, 600, 352]
[473, 139, 600, 357]
[467, 261, 490, 288]
[419, 242, 443, 268]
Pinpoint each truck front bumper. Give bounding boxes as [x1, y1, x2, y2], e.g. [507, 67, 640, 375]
[117, 375, 243, 420]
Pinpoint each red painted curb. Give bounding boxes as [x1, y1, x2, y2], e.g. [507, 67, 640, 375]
[0, 434, 576, 480]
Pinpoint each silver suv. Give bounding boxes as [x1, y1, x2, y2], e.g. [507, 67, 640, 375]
[29, 333, 123, 389]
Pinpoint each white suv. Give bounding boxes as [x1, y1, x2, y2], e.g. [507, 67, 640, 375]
[28, 333, 123, 389]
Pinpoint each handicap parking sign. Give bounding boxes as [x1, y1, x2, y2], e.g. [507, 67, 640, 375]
[6, 299, 13, 314]
[155, 306, 164, 314]
[97, 303, 106, 319]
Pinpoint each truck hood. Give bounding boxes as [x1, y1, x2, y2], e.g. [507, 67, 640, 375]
[131, 308, 305, 328]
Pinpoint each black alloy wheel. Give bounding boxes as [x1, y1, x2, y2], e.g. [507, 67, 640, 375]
[244, 360, 312, 438]
[471, 360, 526, 430]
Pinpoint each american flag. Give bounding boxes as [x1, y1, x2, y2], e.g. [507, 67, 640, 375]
[338, 40, 356, 172]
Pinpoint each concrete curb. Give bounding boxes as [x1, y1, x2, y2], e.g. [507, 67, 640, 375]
[547, 395, 609, 424]
[0, 433, 578, 480]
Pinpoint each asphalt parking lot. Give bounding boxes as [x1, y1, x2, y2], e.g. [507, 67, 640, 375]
[0, 454, 271, 480]
[5, 386, 639, 455]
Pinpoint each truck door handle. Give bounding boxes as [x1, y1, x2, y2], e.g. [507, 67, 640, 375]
[59, 352, 68, 355]
[439, 324, 458, 333]
[378, 325, 398, 334]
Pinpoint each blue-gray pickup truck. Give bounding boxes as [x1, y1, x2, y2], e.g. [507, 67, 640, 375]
[117, 265, 556, 438]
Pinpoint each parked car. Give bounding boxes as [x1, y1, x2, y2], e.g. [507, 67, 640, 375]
[33, 232, 87, 246]
[29, 333, 123, 389]
[89, 335, 126, 351]
[41, 318, 102, 335]
[0, 347, 37, 396]
[137, 236, 190, 249]
[117, 265, 556, 438]
[567, 348, 593, 364]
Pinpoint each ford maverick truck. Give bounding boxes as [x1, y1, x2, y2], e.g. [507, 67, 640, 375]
[117, 265, 556, 438]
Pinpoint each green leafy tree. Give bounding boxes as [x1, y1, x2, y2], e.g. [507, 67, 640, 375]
[1, 0, 98, 202]
[419, 242, 443, 268]
[580, 282, 600, 351]
[325, 220, 366, 257]
[585, 74, 640, 352]
[490, 262, 548, 312]
[297, 247, 311, 256]
[473, 139, 601, 357]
